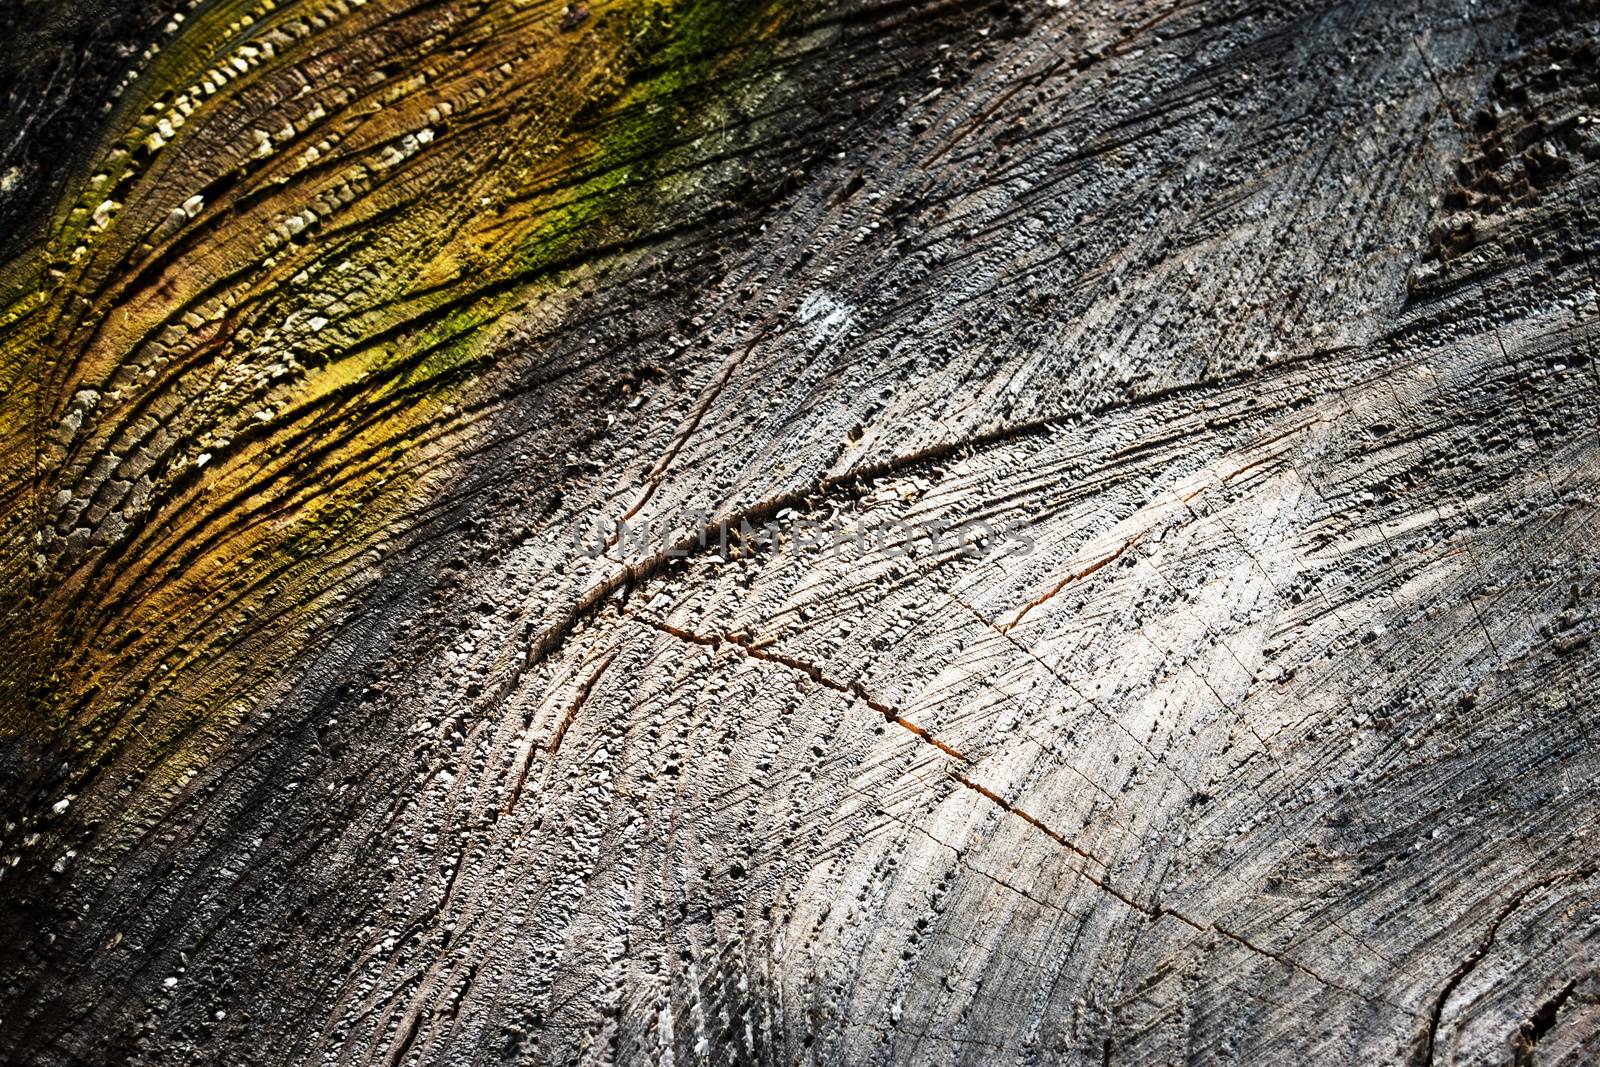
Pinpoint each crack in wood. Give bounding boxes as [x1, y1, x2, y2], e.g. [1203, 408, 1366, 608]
[643, 616, 970, 763]
[1412, 867, 1597, 1066]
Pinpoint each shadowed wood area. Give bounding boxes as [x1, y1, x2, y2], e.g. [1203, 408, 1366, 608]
[1, 0, 1598, 1062]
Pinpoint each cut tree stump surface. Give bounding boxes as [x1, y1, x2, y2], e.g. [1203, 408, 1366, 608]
[0, 0, 1597, 1063]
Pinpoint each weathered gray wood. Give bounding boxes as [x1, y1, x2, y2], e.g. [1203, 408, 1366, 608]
[1, 0, 1597, 1064]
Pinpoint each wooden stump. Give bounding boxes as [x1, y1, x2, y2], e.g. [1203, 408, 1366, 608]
[1, 0, 1597, 1063]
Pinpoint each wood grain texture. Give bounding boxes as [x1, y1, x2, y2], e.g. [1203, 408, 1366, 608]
[1, 0, 1597, 1063]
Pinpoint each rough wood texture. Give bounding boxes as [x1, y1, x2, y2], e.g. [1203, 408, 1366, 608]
[2, 0, 1598, 1063]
